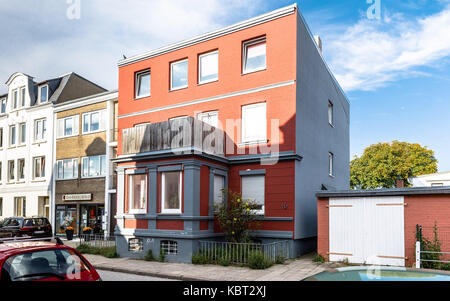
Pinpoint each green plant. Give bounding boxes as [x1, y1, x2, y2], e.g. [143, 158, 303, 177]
[218, 257, 231, 267]
[313, 254, 326, 263]
[275, 255, 286, 264]
[76, 244, 119, 258]
[144, 249, 155, 261]
[214, 189, 261, 243]
[192, 252, 210, 265]
[420, 222, 443, 270]
[247, 251, 273, 270]
[159, 248, 166, 262]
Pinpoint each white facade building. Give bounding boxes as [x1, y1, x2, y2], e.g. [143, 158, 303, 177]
[410, 171, 450, 187]
[0, 72, 106, 226]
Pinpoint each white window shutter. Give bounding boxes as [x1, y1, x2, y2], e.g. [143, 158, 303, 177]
[214, 175, 225, 205]
[242, 175, 265, 210]
[242, 103, 266, 142]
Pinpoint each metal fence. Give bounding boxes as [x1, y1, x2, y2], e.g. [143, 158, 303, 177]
[77, 234, 116, 248]
[198, 240, 290, 264]
[416, 225, 450, 269]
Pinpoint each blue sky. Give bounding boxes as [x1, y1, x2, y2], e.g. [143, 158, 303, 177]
[0, 0, 449, 171]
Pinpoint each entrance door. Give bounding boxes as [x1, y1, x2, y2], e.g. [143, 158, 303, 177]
[329, 196, 405, 266]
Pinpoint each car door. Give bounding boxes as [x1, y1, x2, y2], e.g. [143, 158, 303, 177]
[0, 218, 20, 237]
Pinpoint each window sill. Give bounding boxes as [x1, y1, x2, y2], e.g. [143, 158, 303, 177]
[135, 94, 151, 100]
[57, 134, 79, 140]
[82, 130, 106, 136]
[17, 144, 26, 148]
[31, 179, 46, 183]
[56, 178, 79, 181]
[198, 79, 218, 86]
[81, 176, 106, 180]
[242, 68, 266, 76]
[159, 212, 182, 216]
[33, 141, 47, 145]
[238, 140, 269, 147]
[169, 86, 188, 92]
[16, 180, 25, 184]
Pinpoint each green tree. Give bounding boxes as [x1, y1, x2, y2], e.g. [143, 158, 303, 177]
[350, 141, 438, 189]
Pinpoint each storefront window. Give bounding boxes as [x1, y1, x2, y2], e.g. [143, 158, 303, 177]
[55, 205, 77, 235]
[80, 205, 104, 234]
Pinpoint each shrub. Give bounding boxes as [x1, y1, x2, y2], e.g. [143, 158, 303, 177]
[218, 257, 231, 267]
[248, 251, 273, 270]
[159, 249, 166, 262]
[192, 253, 210, 265]
[313, 254, 326, 263]
[144, 249, 155, 261]
[275, 255, 286, 264]
[76, 244, 119, 258]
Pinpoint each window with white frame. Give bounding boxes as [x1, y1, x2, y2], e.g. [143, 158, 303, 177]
[12, 90, 18, 110]
[198, 111, 219, 128]
[82, 110, 106, 134]
[241, 175, 265, 215]
[82, 155, 106, 178]
[33, 156, 46, 179]
[0, 128, 3, 148]
[199, 51, 218, 84]
[39, 85, 48, 103]
[20, 87, 26, 107]
[57, 115, 79, 138]
[19, 123, 26, 145]
[34, 119, 47, 142]
[213, 174, 225, 208]
[1, 98, 6, 114]
[170, 59, 188, 91]
[328, 100, 334, 126]
[135, 70, 151, 98]
[243, 37, 266, 74]
[329, 152, 334, 177]
[0, 198, 2, 216]
[8, 160, 15, 182]
[241, 103, 267, 144]
[17, 159, 25, 181]
[128, 173, 147, 214]
[9, 125, 16, 146]
[14, 197, 26, 217]
[161, 240, 178, 255]
[57, 158, 79, 180]
[161, 171, 182, 214]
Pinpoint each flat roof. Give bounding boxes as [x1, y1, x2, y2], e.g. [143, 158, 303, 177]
[316, 186, 450, 198]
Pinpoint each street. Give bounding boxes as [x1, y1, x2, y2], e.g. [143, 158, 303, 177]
[97, 269, 178, 281]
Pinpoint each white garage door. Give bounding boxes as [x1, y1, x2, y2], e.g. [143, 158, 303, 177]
[329, 196, 405, 266]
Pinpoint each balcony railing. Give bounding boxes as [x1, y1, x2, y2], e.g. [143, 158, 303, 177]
[122, 117, 224, 156]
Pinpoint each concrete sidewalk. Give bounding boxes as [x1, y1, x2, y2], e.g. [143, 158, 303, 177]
[84, 253, 327, 281]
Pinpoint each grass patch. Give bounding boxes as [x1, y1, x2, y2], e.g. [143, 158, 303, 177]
[247, 251, 274, 270]
[144, 249, 155, 261]
[76, 244, 119, 259]
[312, 253, 326, 263]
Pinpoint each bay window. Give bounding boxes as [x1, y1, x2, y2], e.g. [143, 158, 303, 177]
[128, 173, 147, 214]
[161, 171, 182, 214]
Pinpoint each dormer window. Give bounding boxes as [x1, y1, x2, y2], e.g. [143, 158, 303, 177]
[39, 85, 48, 103]
[0, 98, 6, 114]
[20, 87, 26, 107]
[12, 90, 18, 110]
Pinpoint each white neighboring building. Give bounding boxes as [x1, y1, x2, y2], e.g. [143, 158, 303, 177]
[0, 72, 106, 223]
[410, 171, 450, 187]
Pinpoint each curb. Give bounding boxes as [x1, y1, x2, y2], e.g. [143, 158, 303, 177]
[93, 264, 207, 281]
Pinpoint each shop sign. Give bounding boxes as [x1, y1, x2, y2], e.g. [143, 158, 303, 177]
[63, 194, 92, 201]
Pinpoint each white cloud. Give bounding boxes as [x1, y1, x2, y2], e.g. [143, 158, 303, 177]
[325, 6, 450, 91]
[0, 0, 264, 93]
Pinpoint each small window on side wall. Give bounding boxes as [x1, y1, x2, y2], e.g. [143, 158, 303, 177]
[243, 37, 266, 74]
[161, 240, 178, 255]
[329, 152, 334, 177]
[128, 238, 143, 252]
[135, 70, 151, 99]
[328, 100, 334, 126]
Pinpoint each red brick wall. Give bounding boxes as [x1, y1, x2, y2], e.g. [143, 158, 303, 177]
[404, 194, 450, 267]
[156, 220, 184, 230]
[124, 219, 148, 230]
[317, 197, 329, 260]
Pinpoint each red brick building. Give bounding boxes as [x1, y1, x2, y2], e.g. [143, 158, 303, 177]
[113, 4, 349, 262]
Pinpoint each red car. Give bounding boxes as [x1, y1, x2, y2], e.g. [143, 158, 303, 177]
[0, 238, 101, 281]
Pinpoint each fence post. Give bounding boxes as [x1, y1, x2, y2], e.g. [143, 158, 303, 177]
[416, 241, 421, 269]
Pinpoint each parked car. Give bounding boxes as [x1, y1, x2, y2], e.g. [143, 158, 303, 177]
[0, 238, 101, 281]
[0, 217, 52, 239]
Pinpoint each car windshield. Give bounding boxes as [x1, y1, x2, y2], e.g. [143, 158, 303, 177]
[1, 249, 91, 281]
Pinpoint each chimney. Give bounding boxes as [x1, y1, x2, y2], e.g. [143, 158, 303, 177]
[314, 35, 322, 54]
[396, 177, 405, 188]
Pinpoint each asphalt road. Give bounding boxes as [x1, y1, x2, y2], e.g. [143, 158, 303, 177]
[98, 269, 178, 281]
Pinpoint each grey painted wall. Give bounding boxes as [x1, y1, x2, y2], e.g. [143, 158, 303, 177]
[294, 12, 350, 240]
